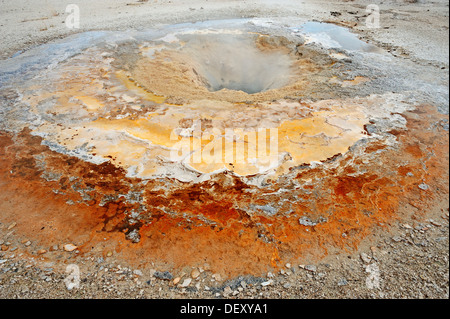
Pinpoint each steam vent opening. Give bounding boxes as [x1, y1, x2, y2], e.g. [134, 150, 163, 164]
[182, 34, 295, 94]
[0, 17, 448, 287]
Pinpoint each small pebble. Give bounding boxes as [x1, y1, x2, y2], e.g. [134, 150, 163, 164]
[7, 222, 17, 230]
[392, 236, 402, 242]
[191, 268, 200, 279]
[304, 265, 317, 272]
[180, 278, 192, 288]
[338, 279, 348, 286]
[223, 286, 232, 296]
[63, 244, 78, 252]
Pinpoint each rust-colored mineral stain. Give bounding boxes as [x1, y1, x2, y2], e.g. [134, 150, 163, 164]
[0, 105, 448, 277]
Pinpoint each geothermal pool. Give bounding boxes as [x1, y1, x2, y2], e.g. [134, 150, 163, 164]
[0, 19, 448, 276]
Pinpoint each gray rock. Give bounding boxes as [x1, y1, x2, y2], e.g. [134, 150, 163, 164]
[154, 271, 173, 280]
[126, 229, 141, 243]
[305, 265, 317, 272]
[338, 279, 348, 286]
[392, 236, 403, 242]
[253, 205, 277, 216]
[299, 217, 318, 227]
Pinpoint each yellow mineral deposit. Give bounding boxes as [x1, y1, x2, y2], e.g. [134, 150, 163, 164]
[74, 96, 104, 112]
[24, 32, 369, 180]
[276, 108, 367, 174]
[115, 70, 166, 104]
[34, 96, 367, 179]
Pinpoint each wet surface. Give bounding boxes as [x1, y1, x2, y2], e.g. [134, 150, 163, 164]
[299, 22, 382, 52]
[0, 19, 448, 277]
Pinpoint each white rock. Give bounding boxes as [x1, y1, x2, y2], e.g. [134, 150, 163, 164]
[223, 286, 232, 296]
[63, 244, 78, 252]
[212, 273, 222, 282]
[180, 278, 192, 288]
[133, 270, 143, 276]
[7, 222, 17, 230]
[121, 94, 137, 103]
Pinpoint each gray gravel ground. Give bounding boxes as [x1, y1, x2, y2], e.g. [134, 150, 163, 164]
[0, 204, 448, 299]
